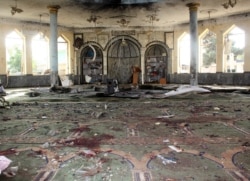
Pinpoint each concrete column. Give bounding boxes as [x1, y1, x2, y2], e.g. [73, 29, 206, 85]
[73, 49, 77, 75]
[187, 3, 200, 86]
[75, 49, 80, 84]
[103, 50, 108, 75]
[140, 48, 145, 84]
[244, 29, 250, 72]
[24, 34, 33, 75]
[0, 29, 7, 75]
[48, 5, 60, 87]
[215, 31, 224, 72]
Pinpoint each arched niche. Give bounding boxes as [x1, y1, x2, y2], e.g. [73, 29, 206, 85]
[145, 41, 169, 83]
[107, 36, 141, 84]
[80, 42, 103, 84]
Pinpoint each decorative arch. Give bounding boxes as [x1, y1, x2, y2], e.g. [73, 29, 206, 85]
[58, 34, 69, 42]
[78, 41, 103, 84]
[146, 40, 169, 49]
[12, 29, 25, 39]
[82, 41, 104, 51]
[223, 24, 236, 38]
[105, 35, 142, 51]
[144, 41, 169, 83]
[106, 35, 141, 84]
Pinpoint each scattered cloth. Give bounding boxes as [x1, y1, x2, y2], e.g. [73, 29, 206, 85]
[164, 85, 210, 97]
[0, 156, 12, 174]
[0, 85, 7, 96]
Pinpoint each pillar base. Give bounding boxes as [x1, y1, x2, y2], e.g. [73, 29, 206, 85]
[50, 71, 60, 87]
[190, 78, 198, 86]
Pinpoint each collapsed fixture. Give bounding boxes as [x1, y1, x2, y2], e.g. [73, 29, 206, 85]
[87, 14, 103, 35]
[222, 0, 237, 9]
[145, 12, 159, 36]
[200, 9, 217, 22]
[146, 14, 159, 25]
[205, 10, 217, 36]
[145, 10, 159, 30]
[87, 14, 101, 25]
[11, 0, 23, 15]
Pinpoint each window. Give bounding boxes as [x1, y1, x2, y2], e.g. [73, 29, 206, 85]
[200, 30, 217, 73]
[5, 31, 24, 75]
[32, 34, 49, 75]
[58, 36, 68, 75]
[224, 27, 245, 73]
[178, 33, 190, 73]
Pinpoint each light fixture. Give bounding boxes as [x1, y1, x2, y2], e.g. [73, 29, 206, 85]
[121, 36, 127, 46]
[222, 0, 237, 9]
[117, 18, 130, 27]
[37, 13, 48, 40]
[145, 11, 159, 40]
[11, 0, 23, 16]
[200, 9, 217, 37]
[38, 14, 44, 39]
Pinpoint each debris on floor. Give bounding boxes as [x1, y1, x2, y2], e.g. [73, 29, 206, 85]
[157, 154, 177, 165]
[3, 166, 18, 177]
[0, 84, 249, 181]
[0, 156, 12, 174]
[163, 85, 211, 97]
[168, 145, 183, 153]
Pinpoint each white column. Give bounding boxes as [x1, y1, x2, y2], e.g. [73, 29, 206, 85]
[215, 31, 224, 73]
[103, 50, 108, 75]
[187, 3, 200, 86]
[48, 5, 60, 87]
[140, 48, 145, 84]
[23, 33, 33, 75]
[0, 29, 7, 75]
[244, 29, 250, 72]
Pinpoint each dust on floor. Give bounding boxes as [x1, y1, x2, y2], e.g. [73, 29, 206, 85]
[0, 85, 249, 181]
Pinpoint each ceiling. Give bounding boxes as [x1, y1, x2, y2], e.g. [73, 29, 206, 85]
[0, 0, 250, 30]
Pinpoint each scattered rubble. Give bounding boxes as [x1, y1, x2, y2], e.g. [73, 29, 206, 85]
[157, 154, 177, 165]
[168, 145, 183, 153]
[0, 84, 249, 180]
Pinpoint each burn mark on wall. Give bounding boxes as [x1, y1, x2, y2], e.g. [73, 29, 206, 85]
[75, 0, 161, 5]
[74, 0, 159, 12]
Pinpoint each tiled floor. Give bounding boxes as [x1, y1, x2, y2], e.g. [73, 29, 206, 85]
[0, 85, 249, 181]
